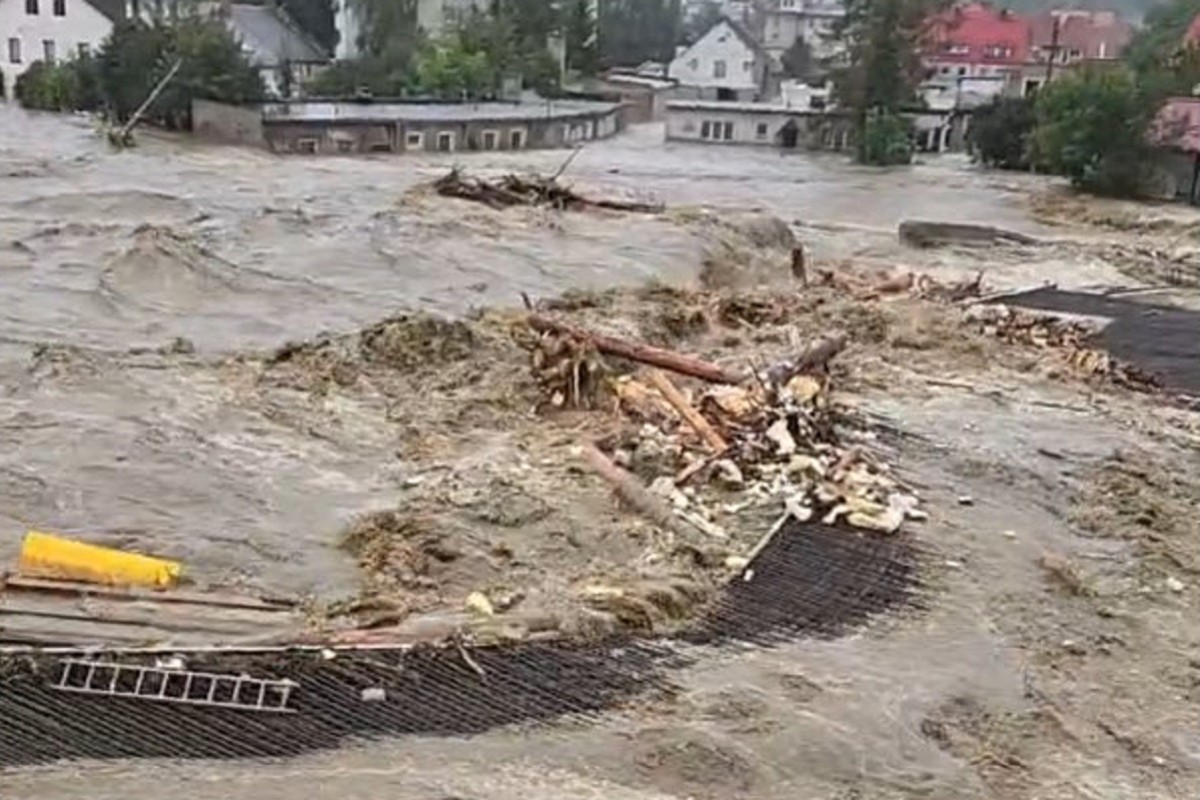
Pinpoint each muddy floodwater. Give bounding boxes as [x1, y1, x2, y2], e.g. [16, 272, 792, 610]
[3, 106, 1198, 799]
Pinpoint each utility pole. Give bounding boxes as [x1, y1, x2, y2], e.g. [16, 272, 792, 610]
[1044, 15, 1060, 86]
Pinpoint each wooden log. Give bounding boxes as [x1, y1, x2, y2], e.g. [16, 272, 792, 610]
[764, 332, 849, 386]
[580, 443, 680, 533]
[646, 370, 728, 453]
[1, 575, 294, 611]
[528, 315, 741, 384]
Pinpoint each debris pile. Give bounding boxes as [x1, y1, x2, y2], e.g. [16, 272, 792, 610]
[520, 316, 926, 537]
[965, 303, 1159, 392]
[432, 168, 663, 213]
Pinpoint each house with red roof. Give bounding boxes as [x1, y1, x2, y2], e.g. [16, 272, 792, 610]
[924, 3, 1031, 81]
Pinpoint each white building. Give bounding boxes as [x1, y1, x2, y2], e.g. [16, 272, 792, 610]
[334, 0, 479, 60]
[1, 0, 114, 99]
[668, 16, 774, 102]
[761, 0, 844, 65]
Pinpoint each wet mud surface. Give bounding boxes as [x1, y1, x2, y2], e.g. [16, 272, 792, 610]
[2, 107, 1199, 799]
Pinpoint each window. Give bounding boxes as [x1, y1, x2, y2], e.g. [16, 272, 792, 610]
[755, 122, 768, 140]
[509, 129, 524, 149]
[336, 139, 353, 153]
[721, 121, 733, 140]
[781, 0, 796, 7]
[713, 59, 726, 78]
[957, 66, 966, 76]
[295, 138, 318, 154]
[8, 38, 20, 64]
[1067, 48, 1081, 60]
[437, 131, 454, 152]
[405, 131, 423, 149]
[700, 120, 711, 139]
[687, 57, 698, 71]
[482, 130, 498, 150]
[25, 0, 38, 14]
[42, 39, 55, 62]
[53, 0, 64, 15]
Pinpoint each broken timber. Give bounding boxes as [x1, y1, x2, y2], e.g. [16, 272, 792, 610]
[527, 314, 741, 384]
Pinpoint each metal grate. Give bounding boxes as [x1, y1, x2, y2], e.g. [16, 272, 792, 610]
[53, 658, 298, 713]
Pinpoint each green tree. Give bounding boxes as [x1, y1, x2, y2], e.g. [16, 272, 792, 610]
[1033, 68, 1155, 197]
[563, 0, 598, 75]
[680, 0, 722, 44]
[415, 38, 492, 98]
[780, 37, 815, 80]
[597, 0, 681, 68]
[832, 0, 943, 164]
[97, 17, 263, 129]
[971, 95, 1035, 170]
[278, 0, 338, 54]
[1125, 0, 1200, 79]
[859, 109, 912, 165]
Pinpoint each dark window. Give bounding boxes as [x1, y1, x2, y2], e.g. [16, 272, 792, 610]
[437, 132, 454, 151]
[722, 121, 734, 140]
[755, 123, 768, 139]
[700, 121, 711, 139]
[8, 38, 21, 64]
[482, 131, 498, 150]
[509, 129, 523, 149]
[42, 39, 55, 62]
[53, 0, 64, 15]
[25, 0, 38, 14]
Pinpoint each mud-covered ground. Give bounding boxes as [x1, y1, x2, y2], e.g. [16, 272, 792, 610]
[2, 107, 1199, 798]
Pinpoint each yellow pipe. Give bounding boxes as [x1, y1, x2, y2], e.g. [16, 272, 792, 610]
[18, 531, 181, 589]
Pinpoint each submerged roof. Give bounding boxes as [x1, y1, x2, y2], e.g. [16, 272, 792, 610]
[261, 98, 621, 125]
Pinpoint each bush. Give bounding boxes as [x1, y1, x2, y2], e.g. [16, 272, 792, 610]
[971, 96, 1035, 170]
[859, 109, 913, 165]
[14, 59, 98, 111]
[1033, 69, 1155, 197]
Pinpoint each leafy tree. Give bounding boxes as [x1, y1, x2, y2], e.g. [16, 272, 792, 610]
[831, 0, 943, 164]
[306, 56, 412, 95]
[97, 17, 263, 129]
[859, 109, 912, 165]
[597, 0, 681, 68]
[278, 0, 338, 54]
[971, 95, 1035, 170]
[780, 37, 815, 80]
[563, 0, 598, 75]
[1125, 0, 1200, 79]
[415, 39, 492, 98]
[1033, 68, 1155, 197]
[349, 0, 422, 62]
[680, 0, 722, 45]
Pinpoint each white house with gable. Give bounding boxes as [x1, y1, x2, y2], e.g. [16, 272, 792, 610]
[669, 16, 774, 102]
[1, 0, 115, 100]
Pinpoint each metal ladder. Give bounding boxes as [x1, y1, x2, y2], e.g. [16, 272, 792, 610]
[53, 658, 298, 713]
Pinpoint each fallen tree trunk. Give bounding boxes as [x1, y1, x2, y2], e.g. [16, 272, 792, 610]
[581, 443, 680, 532]
[527, 314, 741, 384]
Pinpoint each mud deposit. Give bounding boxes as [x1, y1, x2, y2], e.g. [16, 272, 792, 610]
[3, 107, 1199, 799]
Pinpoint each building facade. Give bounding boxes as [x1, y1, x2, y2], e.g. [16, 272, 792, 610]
[1, 0, 114, 99]
[204, 98, 623, 155]
[668, 16, 775, 102]
[761, 0, 844, 64]
[924, 2, 1030, 81]
[665, 99, 853, 150]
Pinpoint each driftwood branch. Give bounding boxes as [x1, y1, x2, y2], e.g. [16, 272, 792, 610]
[646, 369, 728, 453]
[764, 332, 849, 386]
[528, 314, 740, 384]
[581, 443, 680, 532]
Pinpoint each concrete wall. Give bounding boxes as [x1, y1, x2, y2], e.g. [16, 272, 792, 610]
[192, 99, 266, 146]
[1, 0, 112, 100]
